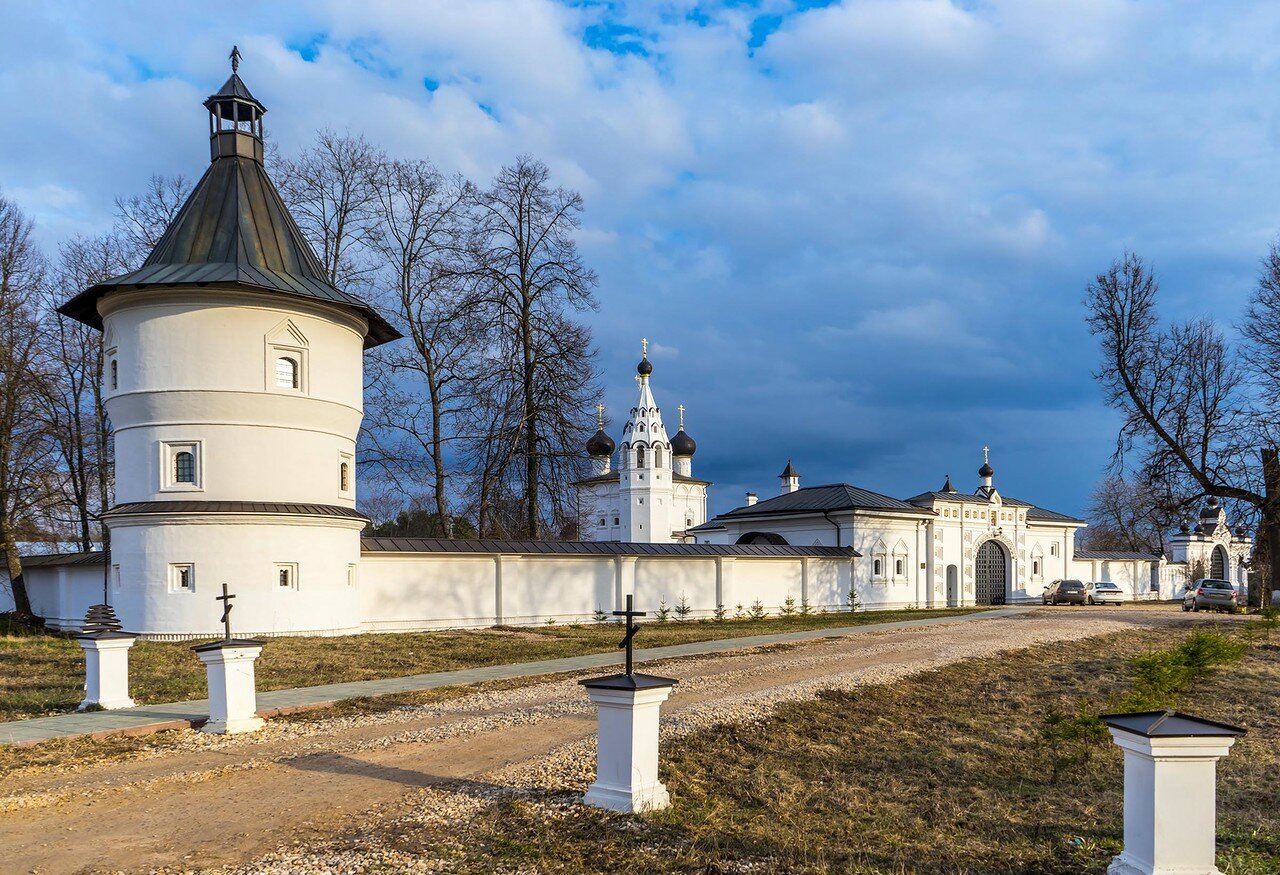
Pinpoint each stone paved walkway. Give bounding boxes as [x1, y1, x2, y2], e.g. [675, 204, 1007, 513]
[0, 607, 1028, 747]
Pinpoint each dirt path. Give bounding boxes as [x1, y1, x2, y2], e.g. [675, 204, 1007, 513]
[0, 608, 1217, 874]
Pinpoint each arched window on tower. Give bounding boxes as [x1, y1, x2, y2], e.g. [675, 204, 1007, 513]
[636, 446, 646, 468]
[110, 359, 118, 390]
[654, 446, 664, 468]
[174, 452, 195, 484]
[340, 462, 349, 492]
[276, 356, 299, 389]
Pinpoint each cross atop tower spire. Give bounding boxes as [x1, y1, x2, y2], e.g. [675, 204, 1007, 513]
[641, 337, 648, 357]
[983, 445, 989, 465]
[678, 404, 685, 429]
[596, 403, 605, 429]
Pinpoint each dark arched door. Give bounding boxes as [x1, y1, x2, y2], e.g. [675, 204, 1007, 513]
[975, 541, 1007, 605]
[1211, 546, 1227, 580]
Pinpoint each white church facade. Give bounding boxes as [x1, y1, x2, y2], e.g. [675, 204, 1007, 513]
[6, 58, 1256, 638]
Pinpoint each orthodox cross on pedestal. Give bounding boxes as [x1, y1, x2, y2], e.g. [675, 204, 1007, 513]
[677, 404, 685, 430]
[216, 583, 235, 641]
[229, 45, 241, 74]
[613, 594, 646, 677]
[596, 403, 606, 429]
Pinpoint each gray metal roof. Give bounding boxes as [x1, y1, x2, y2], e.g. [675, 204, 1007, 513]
[361, 537, 859, 558]
[1075, 549, 1162, 561]
[713, 484, 935, 520]
[574, 471, 712, 487]
[906, 490, 1031, 507]
[1100, 710, 1245, 738]
[58, 153, 400, 348]
[106, 501, 367, 520]
[1023, 506, 1087, 524]
[20, 550, 105, 568]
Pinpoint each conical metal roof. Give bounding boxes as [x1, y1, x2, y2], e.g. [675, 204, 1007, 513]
[58, 56, 400, 349]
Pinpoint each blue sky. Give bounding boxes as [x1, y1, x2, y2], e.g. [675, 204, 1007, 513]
[3, 0, 1280, 518]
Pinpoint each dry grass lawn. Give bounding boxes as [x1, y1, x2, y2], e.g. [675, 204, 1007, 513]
[0, 607, 981, 722]
[373, 623, 1280, 874]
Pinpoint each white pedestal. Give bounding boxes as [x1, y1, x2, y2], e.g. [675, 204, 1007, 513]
[77, 633, 138, 710]
[193, 639, 266, 734]
[581, 673, 676, 813]
[1103, 712, 1243, 875]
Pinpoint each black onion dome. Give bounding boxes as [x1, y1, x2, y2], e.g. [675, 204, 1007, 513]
[586, 429, 615, 457]
[978, 461, 994, 478]
[637, 356, 653, 376]
[671, 429, 697, 457]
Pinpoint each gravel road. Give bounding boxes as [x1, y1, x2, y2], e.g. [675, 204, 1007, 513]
[0, 607, 1216, 874]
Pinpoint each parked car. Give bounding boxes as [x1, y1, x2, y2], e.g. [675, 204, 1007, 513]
[1087, 581, 1126, 605]
[1182, 579, 1239, 613]
[1043, 579, 1087, 605]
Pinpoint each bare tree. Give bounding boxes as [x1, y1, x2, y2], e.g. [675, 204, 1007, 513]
[1085, 251, 1279, 604]
[114, 174, 192, 266]
[276, 130, 383, 290]
[1080, 473, 1189, 554]
[467, 157, 600, 538]
[0, 193, 57, 615]
[39, 234, 129, 550]
[362, 159, 473, 536]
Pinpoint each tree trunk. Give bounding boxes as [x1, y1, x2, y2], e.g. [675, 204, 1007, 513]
[0, 523, 32, 616]
[1263, 448, 1280, 607]
[521, 304, 538, 539]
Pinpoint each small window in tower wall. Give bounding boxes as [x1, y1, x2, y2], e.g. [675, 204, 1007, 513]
[174, 451, 195, 483]
[895, 559, 904, 576]
[340, 462, 349, 492]
[110, 359, 118, 390]
[1050, 544, 1059, 557]
[655, 447, 663, 467]
[276, 356, 299, 389]
[275, 563, 299, 590]
[168, 563, 195, 593]
[637, 447, 646, 467]
[614, 517, 620, 525]
[600, 518, 606, 526]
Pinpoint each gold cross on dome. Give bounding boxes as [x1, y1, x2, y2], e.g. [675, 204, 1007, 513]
[641, 337, 648, 356]
[596, 403, 605, 428]
[678, 404, 685, 429]
[983, 445, 990, 464]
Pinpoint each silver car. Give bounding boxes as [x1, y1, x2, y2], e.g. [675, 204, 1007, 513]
[1182, 578, 1239, 613]
[1087, 581, 1126, 605]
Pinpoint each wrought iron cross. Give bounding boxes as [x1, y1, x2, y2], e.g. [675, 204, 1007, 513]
[678, 404, 685, 429]
[216, 583, 235, 641]
[613, 594, 646, 676]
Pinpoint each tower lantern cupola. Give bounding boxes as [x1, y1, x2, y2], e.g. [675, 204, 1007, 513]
[205, 46, 267, 163]
[978, 446, 995, 491]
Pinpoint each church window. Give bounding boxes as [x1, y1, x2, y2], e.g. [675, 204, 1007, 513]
[655, 446, 664, 468]
[895, 558, 904, 576]
[110, 359, 118, 390]
[276, 356, 299, 389]
[1050, 543, 1059, 557]
[614, 517, 619, 525]
[1032, 558, 1041, 577]
[600, 517, 606, 526]
[340, 462, 350, 492]
[636, 446, 646, 467]
[348, 564, 357, 587]
[873, 558, 882, 576]
[174, 451, 195, 483]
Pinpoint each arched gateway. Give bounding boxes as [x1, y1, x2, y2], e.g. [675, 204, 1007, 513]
[975, 540, 1008, 606]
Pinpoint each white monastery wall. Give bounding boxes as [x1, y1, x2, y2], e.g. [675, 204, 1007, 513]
[633, 559, 718, 617]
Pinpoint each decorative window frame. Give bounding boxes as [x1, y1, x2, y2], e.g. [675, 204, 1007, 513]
[892, 540, 909, 581]
[168, 562, 195, 593]
[275, 562, 299, 591]
[159, 439, 204, 492]
[1031, 546, 1044, 581]
[265, 319, 309, 395]
[347, 563, 357, 588]
[872, 539, 888, 582]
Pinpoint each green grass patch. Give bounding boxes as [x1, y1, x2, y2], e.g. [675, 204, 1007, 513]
[364, 625, 1279, 873]
[0, 606, 984, 722]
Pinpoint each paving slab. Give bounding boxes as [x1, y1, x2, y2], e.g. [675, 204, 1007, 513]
[0, 607, 1028, 747]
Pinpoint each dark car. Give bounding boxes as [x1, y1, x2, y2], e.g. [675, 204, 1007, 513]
[1043, 579, 1087, 605]
[1182, 579, 1239, 613]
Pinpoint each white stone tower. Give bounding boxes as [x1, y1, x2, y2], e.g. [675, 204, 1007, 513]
[57, 51, 400, 638]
